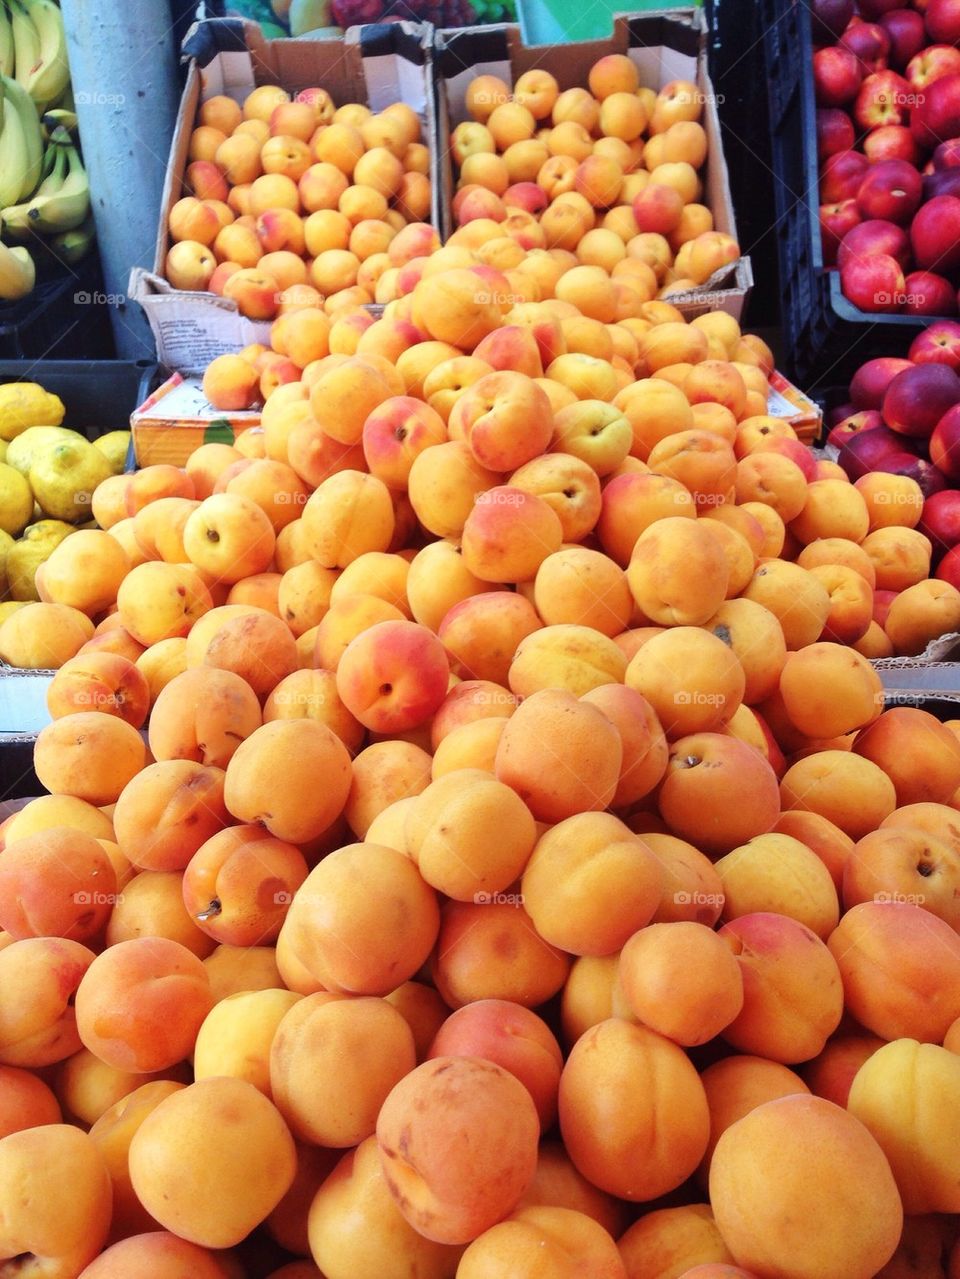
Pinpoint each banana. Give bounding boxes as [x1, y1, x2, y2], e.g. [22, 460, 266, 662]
[3, 73, 44, 199]
[0, 240, 34, 300]
[6, 0, 40, 95]
[19, 0, 69, 111]
[2, 137, 63, 236]
[41, 106, 76, 137]
[26, 138, 88, 232]
[0, 87, 29, 210]
[50, 211, 94, 265]
[0, 5, 14, 79]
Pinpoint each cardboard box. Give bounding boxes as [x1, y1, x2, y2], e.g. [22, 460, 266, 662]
[130, 17, 438, 374]
[432, 10, 753, 320]
[130, 372, 261, 467]
[766, 369, 822, 444]
[0, 667, 53, 802]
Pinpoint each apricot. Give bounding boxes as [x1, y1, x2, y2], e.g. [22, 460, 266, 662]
[698, 1055, 809, 1184]
[116, 562, 213, 645]
[659, 733, 781, 857]
[619, 921, 745, 1048]
[75, 937, 212, 1073]
[559, 1018, 709, 1201]
[627, 516, 729, 625]
[780, 751, 896, 840]
[270, 993, 415, 1147]
[523, 812, 662, 956]
[828, 899, 960, 1041]
[0, 937, 94, 1068]
[345, 740, 432, 838]
[307, 1136, 460, 1279]
[112, 760, 229, 873]
[182, 823, 308, 947]
[625, 626, 745, 739]
[76, 1232, 233, 1279]
[719, 912, 844, 1063]
[494, 687, 621, 822]
[741, 560, 831, 651]
[0, 826, 116, 943]
[103, 870, 214, 958]
[461, 485, 563, 584]
[0, 1064, 60, 1138]
[459, 1205, 625, 1279]
[710, 1095, 901, 1279]
[376, 1055, 539, 1244]
[432, 897, 570, 1009]
[280, 842, 438, 995]
[704, 598, 787, 706]
[848, 1038, 960, 1214]
[843, 825, 960, 929]
[0, 1124, 111, 1276]
[33, 711, 146, 806]
[854, 706, 960, 805]
[223, 718, 352, 844]
[128, 1076, 296, 1247]
[716, 832, 840, 938]
[619, 1204, 734, 1276]
[148, 666, 261, 769]
[885, 578, 960, 655]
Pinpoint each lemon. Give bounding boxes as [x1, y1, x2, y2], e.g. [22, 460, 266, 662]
[0, 600, 26, 623]
[0, 462, 34, 536]
[29, 438, 112, 523]
[0, 441, 7, 463]
[0, 527, 13, 597]
[6, 520, 75, 600]
[0, 383, 65, 442]
[92, 430, 132, 475]
[6, 425, 76, 477]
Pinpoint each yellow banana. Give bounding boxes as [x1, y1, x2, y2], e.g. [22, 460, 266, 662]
[0, 89, 29, 210]
[41, 106, 76, 138]
[26, 138, 88, 232]
[6, 0, 39, 95]
[2, 138, 63, 236]
[19, 0, 68, 111]
[0, 5, 13, 79]
[3, 73, 43, 199]
[50, 211, 94, 265]
[0, 240, 34, 300]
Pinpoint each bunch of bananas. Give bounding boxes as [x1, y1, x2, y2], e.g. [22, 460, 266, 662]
[0, 0, 93, 304]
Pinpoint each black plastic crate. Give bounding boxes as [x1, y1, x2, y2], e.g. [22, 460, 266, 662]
[0, 253, 117, 362]
[0, 359, 162, 443]
[761, 0, 929, 389]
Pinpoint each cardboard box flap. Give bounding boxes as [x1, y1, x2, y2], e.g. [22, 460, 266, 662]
[874, 659, 960, 687]
[129, 268, 272, 374]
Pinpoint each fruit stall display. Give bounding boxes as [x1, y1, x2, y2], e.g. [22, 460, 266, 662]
[0, 0, 94, 301]
[6, 21, 960, 1279]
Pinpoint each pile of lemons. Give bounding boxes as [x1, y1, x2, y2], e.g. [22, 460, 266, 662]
[0, 383, 130, 611]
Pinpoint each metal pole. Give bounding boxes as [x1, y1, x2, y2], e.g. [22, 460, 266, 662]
[59, 0, 182, 359]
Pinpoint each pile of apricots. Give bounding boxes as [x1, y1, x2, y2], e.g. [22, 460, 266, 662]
[1, 58, 960, 1279]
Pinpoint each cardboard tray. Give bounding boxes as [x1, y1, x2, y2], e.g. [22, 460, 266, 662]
[129, 17, 438, 374]
[432, 9, 753, 320]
